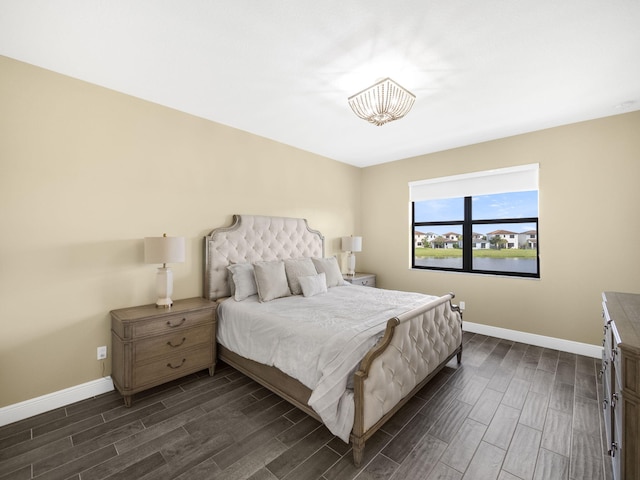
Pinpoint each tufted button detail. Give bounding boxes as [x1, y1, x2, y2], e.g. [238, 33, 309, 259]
[361, 299, 462, 431]
[204, 215, 324, 300]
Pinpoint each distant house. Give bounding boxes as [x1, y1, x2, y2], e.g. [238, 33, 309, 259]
[441, 232, 460, 249]
[414, 231, 438, 248]
[419, 229, 537, 250]
[486, 229, 519, 249]
[520, 230, 537, 249]
[486, 229, 538, 249]
[471, 232, 490, 249]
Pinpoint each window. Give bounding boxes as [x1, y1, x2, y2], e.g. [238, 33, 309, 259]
[410, 164, 539, 278]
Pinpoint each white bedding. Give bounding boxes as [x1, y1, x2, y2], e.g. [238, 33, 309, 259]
[217, 284, 438, 441]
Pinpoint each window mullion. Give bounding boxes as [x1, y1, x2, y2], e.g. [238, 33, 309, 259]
[463, 196, 472, 271]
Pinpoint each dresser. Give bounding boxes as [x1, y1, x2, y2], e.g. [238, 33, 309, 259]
[343, 272, 376, 287]
[111, 297, 216, 406]
[601, 291, 640, 480]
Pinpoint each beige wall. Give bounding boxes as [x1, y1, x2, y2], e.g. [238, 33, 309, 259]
[0, 56, 361, 407]
[2, 53, 639, 410]
[360, 111, 640, 346]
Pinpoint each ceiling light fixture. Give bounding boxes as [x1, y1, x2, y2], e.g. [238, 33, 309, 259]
[348, 77, 416, 126]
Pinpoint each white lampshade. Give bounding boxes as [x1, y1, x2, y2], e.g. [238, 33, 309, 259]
[144, 234, 185, 308]
[144, 235, 186, 265]
[341, 236, 362, 253]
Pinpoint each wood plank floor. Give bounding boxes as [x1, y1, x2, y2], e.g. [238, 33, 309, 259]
[0, 332, 612, 480]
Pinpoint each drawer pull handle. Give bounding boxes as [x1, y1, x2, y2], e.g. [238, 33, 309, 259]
[166, 318, 186, 328]
[612, 392, 619, 408]
[603, 399, 608, 411]
[167, 359, 186, 369]
[167, 337, 187, 348]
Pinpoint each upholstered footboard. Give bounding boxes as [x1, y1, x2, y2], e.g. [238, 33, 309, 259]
[351, 293, 463, 466]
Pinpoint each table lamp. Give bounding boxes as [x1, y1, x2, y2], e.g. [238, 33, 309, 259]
[144, 233, 185, 307]
[341, 235, 362, 277]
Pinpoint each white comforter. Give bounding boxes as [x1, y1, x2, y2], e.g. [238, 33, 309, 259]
[217, 284, 437, 441]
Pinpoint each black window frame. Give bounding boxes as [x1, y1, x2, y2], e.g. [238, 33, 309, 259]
[412, 196, 540, 278]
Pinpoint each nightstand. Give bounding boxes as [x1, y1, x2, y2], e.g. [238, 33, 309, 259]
[110, 297, 216, 406]
[343, 272, 376, 287]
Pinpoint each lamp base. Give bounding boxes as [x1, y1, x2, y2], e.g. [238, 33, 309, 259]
[155, 266, 174, 308]
[346, 252, 356, 277]
[155, 298, 173, 308]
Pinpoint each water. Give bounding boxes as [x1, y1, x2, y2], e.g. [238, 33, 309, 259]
[414, 256, 538, 274]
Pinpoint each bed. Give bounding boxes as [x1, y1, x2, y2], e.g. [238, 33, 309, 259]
[203, 214, 463, 466]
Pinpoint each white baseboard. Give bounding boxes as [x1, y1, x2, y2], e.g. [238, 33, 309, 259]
[464, 321, 602, 358]
[0, 324, 602, 428]
[0, 377, 114, 427]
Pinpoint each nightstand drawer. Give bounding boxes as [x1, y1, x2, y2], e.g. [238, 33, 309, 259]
[132, 310, 213, 338]
[135, 323, 214, 363]
[133, 344, 214, 389]
[353, 277, 375, 287]
[344, 273, 376, 287]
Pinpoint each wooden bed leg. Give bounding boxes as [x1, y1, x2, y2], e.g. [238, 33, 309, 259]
[352, 437, 365, 467]
[457, 350, 462, 364]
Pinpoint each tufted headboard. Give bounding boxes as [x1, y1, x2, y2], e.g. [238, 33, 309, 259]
[203, 214, 325, 300]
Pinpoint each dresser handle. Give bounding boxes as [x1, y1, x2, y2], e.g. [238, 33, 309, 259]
[603, 399, 608, 411]
[166, 318, 186, 328]
[167, 337, 186, 348]
[612, 392, 619, 408]
[167, 359, 186, 369]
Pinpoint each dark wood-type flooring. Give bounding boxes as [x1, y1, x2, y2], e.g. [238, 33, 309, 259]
[0, 332, 612, 480]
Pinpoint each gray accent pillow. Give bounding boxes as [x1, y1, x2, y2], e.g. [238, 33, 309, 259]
[284, 257, 318, 295]
[253, 260, 292, 302]
[299, 273, 328, 297]
[312, 256, 347, 288]
[227, 263, 258, 301]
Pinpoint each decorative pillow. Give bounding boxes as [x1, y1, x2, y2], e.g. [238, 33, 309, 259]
[253, 260, 292, 302]
[284, 257, 317, 295]
[299, 273, 328, 298]
[312, 256, 347, 288]
[227, 263, 258, 301]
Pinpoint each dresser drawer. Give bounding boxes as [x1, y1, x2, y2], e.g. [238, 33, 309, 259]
[135, 323, 213, 363]
[622, 353, 640, 397]
[133, 344, 214, 389]
[132, 310, 213, 338]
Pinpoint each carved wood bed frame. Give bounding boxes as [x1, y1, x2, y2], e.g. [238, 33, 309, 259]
[203, 215, 463, 466]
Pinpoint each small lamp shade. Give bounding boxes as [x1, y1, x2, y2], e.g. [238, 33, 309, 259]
[341, 236, 362, 253]
[144, 236, 185, 265]
[144, 234, 185, 308]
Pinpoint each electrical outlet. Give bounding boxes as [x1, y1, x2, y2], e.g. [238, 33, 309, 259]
[459, 301, 466, 311]
[97, 346, 107, 360]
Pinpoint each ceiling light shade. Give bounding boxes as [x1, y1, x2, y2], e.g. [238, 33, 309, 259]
[348, 78, 416, 126]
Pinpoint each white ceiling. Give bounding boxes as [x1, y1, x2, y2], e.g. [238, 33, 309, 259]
[1, 1, 639, 167]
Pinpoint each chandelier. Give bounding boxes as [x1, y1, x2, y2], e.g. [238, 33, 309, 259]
[347, 78, 416, 126]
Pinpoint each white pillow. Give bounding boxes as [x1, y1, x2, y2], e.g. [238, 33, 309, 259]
[284, 258, 317, 295]
[299, 273, 328, 298]
[312, 256, 347, 288]
[253, 260, 292, 302]
[227, 263, 257, 301]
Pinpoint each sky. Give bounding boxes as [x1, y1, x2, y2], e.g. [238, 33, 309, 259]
[414, 191, 538, 236]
